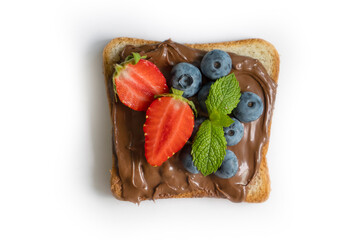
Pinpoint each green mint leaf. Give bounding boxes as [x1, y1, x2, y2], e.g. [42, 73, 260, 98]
[205, 73, 241, 115]
[220, 114, 234, 127]
[209, 110, 234, 127]
[191, 120, 227, 176]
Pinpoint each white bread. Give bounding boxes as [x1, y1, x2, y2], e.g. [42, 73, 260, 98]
[103, 37, 279, 202]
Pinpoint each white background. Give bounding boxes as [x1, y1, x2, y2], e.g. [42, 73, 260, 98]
[1, 0, 359, 239]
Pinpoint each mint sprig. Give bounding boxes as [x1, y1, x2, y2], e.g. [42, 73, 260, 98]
[205, 73, 241, 116]
[209, 109, 234, 127]
[191, 120, 227, 176]
[191, 73, 241, 175]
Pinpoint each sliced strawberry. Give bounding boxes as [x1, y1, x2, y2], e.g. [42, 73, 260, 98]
[144, 93, 195, 166]
[113, 53, 168, 111]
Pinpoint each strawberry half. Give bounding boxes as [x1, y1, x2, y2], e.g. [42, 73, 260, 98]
[143, 89, 197, 166]
[113, 53, 168, 111]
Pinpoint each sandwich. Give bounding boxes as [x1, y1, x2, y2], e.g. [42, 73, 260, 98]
[102, 37, 279, 203]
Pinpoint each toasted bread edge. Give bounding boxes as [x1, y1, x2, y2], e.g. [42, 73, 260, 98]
[103, 37, 279, 203]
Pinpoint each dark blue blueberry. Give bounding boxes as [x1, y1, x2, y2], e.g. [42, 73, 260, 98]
[223, 118, 244, 146]
[191, 117, 206, 139]
[180, 145, 199, 174]
[214, 150, 238, 179]
[197, 82, 213, 113]
[200, 49, 232, 80]
[170, 62, 202, 98]
[233, 92, 264, 123]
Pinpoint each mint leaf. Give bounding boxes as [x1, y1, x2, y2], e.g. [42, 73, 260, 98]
[191, 120, 227, 176]
[191, 73, 242, 176]
[209, 110, 234, 127]
[205, 73, 241, 115]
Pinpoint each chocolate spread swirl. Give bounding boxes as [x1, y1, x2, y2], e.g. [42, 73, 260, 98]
[108, 40, 277, 203]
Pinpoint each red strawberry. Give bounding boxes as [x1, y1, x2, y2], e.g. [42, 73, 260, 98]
[113, 53, 168, 111]
[143, 90, 196, 166]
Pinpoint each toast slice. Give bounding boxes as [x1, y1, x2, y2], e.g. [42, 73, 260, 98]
[103, 37, 279, 203]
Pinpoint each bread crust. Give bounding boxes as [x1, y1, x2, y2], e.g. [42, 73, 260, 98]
[104, 37, 279, 203]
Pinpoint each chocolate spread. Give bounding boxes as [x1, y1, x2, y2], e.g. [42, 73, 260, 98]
[108, 40, 277, 203]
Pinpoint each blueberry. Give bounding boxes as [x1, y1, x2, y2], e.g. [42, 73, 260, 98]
[197, 82, 213, 113]
[223, 118, 244, 146]
[200, 50, 232, 80]
[215, 150, 239, 179]
[233, 92, 264, 123]
[180, 145, 199, 174]
[170, 62, 202, 98]
[191, 117, 206, 139]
